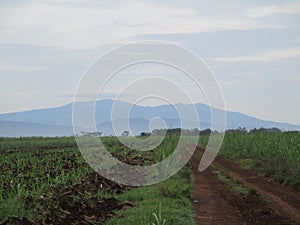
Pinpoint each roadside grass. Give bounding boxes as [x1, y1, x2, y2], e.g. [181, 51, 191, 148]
[212, 163, 258, 196]
[198, 131, 300, 190]
[105, 167, 196, 225]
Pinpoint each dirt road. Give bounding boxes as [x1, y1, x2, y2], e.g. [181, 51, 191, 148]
[191, 148, 300, 225]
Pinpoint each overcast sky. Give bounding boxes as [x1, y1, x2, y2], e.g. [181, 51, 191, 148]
[0, 0, 300, 125]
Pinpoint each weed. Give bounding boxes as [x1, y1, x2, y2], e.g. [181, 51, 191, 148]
[151, 203, 166, 225]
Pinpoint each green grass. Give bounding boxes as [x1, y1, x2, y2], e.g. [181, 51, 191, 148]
[105, 167, 196, 225]
[0, 135, 196, 224]
[199, 130, 300, 190]
[0, 144, 91, 222]
[2, 129, 298, 223]
[212, 163, 257, 196]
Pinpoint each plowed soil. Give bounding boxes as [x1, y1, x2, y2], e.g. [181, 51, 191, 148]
[191, 147, 300, 225]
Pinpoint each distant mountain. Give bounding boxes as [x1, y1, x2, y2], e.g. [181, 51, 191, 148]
[0, 120, 73, 137]
[0, 99, 299, 137]
[0, 104, 74, 127]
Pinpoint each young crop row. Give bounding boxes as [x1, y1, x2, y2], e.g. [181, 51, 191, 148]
[0, 135, 195, 224]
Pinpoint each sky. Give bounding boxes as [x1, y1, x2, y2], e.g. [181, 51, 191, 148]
[0, 0, 300, 125]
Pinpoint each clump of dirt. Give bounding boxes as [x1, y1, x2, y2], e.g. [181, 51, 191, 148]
[1, 217, 33, 225]
[2, 172, 134, 225]
[40, 173, 133, 224]
[4, 197, 132, 225]
[41, 197, 125, 224]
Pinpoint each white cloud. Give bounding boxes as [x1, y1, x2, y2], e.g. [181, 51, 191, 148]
[246, 3, 300, 18]
[210, 47, 300, 63]
[0, 1, 268, 49]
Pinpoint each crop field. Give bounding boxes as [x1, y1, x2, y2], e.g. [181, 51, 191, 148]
[0, 135, 195, 225]
[0, 130, 300, 224]
[201, 130, 300, 189]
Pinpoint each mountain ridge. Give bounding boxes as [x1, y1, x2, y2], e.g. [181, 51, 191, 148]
[0, 99, 299, 137]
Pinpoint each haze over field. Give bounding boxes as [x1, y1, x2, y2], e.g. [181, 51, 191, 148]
[1, 0, 300, 130]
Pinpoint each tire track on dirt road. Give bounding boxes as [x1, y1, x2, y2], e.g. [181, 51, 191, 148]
[191, 148, 299, 225]
[214, 155, 300, 224]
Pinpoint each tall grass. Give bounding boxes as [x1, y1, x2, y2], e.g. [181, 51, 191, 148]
[199, 130, 300, 189]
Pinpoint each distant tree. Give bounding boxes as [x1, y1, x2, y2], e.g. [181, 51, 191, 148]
[238, 127, 248, 133]
[268, 127, 282, 133]
[199, 128, 212, 136]
[152, 129, 165, 136]
[168, 128, 181, 136]
[140, 132, 151, 137]
[190, 128, 199, 135]
[250, 127, 282, 133]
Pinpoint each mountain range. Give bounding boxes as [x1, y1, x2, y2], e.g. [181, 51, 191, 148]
[0, 99, 299, 137]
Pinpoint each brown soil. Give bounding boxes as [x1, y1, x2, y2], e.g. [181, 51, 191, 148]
[2, 173, 133, 225]
[192, 147, 300, 225]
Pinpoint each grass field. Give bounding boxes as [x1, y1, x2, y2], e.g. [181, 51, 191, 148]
[199, 130, 300, 190]
[1, 129, 299, 224]
[0, 135, 195, 224]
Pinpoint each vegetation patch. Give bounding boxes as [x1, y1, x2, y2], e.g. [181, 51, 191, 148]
[0, 136, 195, 225]
[106, 166, 195, 225]
[212, 163, 259, 197]
[198, 130, 300, 190]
